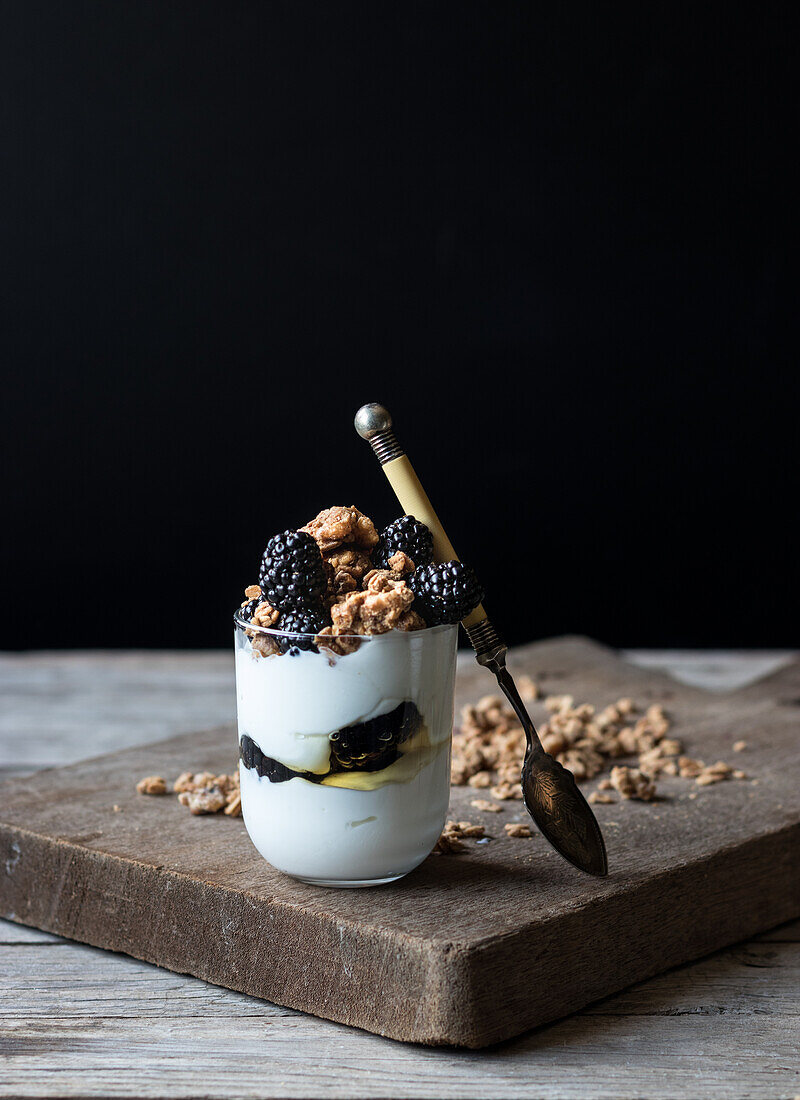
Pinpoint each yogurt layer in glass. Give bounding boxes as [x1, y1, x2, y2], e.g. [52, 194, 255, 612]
[233, 612, 458, 886]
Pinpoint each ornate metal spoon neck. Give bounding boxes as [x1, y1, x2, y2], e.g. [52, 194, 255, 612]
[464, 618, 508, 673]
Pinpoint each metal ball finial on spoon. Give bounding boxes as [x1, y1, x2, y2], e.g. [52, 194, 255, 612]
[355, 402, 608, 877]
[353, 402, 393, 438]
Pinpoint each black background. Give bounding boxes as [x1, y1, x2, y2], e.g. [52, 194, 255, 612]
[1, 2, 795, 650]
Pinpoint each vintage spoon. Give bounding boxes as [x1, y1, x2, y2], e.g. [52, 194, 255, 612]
[355, 402, 608, 877]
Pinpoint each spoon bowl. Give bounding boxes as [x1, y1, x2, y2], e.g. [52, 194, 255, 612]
[487, 651, 609, 876]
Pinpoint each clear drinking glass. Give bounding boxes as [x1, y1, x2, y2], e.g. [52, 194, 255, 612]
[233, 611, 458, 887]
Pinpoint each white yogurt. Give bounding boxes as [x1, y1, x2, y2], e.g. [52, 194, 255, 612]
[239, 743, 450, 883]
[234, 626, 456, 773]
[234, 623, 458, 885]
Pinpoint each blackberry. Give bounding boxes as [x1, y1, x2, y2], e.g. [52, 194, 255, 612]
[410, 561, 484, 625]
[329, 701, 421, 771]
[239, 598, 259, 622]
[239, 734, 321, 784]
[276, 604, 329, 653]
[373, 515, 434, 571]
[259, 530, 327, 611]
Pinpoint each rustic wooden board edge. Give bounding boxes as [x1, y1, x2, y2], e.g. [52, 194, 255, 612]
[449, 818, 800, 1046]
[0, 821, 452, 1045]
[2, 641, 799, 1048]
[3, 808, 799, 1048]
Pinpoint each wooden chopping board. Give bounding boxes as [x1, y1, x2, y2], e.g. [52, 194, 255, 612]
[1, 637, 798, 1048]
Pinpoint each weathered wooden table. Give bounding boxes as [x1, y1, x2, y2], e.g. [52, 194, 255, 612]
[1, 647, 798, 1099]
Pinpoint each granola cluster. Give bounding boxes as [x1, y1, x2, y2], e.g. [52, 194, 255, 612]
[432, 819, 488, 854]
[324, 546, 374, 596]
[433, 684, 750, 854]
[136, 770, 241, 817]
[240, 506, 484, 656]
[333, 568, 413, 627]
[608, 765, 657, 802]
[432, 815, 534, 854]
[450, 687, 748, 810]
[241, 506, 426, 655]
[300, 505, 379, 553]
[136, 775, 167, 796]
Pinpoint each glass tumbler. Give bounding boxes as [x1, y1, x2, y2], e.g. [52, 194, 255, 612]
[233, 612, 458, 887]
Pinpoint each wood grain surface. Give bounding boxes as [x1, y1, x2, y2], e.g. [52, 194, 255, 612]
[2, 915, 799, 1100]
[1, 637, 799, 1055]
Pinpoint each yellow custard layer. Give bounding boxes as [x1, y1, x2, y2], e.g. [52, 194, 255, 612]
[320, 724, 444, 790]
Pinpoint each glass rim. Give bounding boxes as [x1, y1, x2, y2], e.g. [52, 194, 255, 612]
[233, 607, 458, 642]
